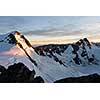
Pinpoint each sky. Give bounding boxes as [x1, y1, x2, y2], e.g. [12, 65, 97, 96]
[0, 16, 100, 45]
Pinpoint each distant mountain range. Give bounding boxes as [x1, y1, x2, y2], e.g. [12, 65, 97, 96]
[0, 31, 100, 83]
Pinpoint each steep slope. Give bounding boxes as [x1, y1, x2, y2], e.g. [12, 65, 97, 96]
[0, 31, 36, 70]
[0, 31, 100, 82]
[0, 31, 17, 52]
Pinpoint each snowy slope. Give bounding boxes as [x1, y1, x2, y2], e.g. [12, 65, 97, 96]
[0, 31, 100, 82]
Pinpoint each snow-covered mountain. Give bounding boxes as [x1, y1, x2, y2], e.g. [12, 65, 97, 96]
[0, 31, 100, 82]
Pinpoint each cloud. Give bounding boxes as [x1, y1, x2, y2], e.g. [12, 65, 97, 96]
[22, 21, 100, 44]
[23, 24, 80, 37]
[23, 25, 90, 37]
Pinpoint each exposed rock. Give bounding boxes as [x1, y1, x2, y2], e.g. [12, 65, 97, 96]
[7, 33, 17, 44]
[55, 73, 100, 83]
[0, 63, 44, 83]
[73, 54, 82, 65]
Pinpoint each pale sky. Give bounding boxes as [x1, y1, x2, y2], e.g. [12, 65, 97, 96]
[0, 16, 100, 45]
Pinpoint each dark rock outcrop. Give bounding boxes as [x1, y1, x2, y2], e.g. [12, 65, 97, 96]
[7, 33, 17, 44]
[55, 73, 100, 83]
[34, 44, 69, 56]
[0, 63, 44, 83]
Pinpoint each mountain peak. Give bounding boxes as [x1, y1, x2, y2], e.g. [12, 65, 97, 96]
[7, 31, 20, 35]
[15, 31, 21, 35]
[0, 31, 22, 45]
[5, 31, 22, 45]
[76, 38, 91, 48]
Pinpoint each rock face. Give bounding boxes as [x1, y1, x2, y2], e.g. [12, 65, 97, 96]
[55, 74, 100, 83]
[0, 63, 44, 83]
[7, 33, 17, 44]
[71, 38, 93, 65]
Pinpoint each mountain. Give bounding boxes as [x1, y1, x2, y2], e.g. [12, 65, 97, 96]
[0, 31, 100, 83]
